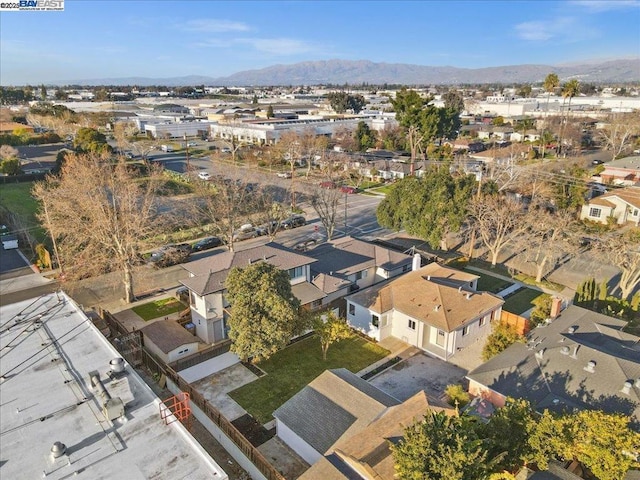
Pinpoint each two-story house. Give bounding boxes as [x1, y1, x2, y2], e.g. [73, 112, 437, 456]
[180, 243, 324, 344]
[580, 186, 640, 226]
[345, 262, 504, 362]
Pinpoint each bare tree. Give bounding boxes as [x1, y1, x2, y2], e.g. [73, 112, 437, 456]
[32, 153, 165, 303]
[469, 195, 528, 266]
[0, 145, 19, 160]
[276, 131, 302, 209]
[599, 113, 640, 159]
[521, 208, 578, 283]
[310, 184, 343, 241]
[189, 167, 263, 251]
[593, 230, 640, 300]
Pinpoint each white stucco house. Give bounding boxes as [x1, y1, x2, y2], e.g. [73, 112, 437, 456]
[180, 243, 325, 344]
[580, 187, 640, 226]
[345, 263, 504, 362]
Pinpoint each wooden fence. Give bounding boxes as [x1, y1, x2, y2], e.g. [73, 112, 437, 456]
[169, 339, 232, 371]
[101, 310, 285, 480]
[500, 310, 530, 336]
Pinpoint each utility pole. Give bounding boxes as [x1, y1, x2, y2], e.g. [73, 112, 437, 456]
[467, 171, 482, 260]
[184, 133, 190, 173]
[344, 188, 348, 237]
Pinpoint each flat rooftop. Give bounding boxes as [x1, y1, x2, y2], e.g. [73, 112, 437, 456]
[0, 291, 227, 480]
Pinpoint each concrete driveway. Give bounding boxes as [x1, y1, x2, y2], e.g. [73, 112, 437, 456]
[369, 352, 467, 404]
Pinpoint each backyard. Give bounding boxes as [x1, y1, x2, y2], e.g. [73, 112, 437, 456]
[228, 334, 389, 424]
[464, 268, 513, 294]
[131, 297, 186, 321]
[502, 287, 545, 315]
[0, 181, 47, 243]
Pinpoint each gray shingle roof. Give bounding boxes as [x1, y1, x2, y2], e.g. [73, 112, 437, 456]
[467, 305, 640, 424]
[273, 369, 399, 455]
[291, 281, 326, 305]
[308, 237, 412, 278]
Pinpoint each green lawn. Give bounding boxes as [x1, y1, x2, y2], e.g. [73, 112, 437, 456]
[368, 184, 396, 195]
[0, 182, 47, 244]
[228, 335, 389, 424]
[464, 268, 513, 294]
[502, 288, 545, 315]
[131, 297, 186, 321]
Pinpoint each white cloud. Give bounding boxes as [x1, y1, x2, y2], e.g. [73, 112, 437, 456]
[195, 37, 316, 56]
[569, 0, 640, 12]
[182, 19, 250, 33]
[515, 17, 594, 42]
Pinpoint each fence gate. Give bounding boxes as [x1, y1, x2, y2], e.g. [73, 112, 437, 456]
[113, 330, 143, 366]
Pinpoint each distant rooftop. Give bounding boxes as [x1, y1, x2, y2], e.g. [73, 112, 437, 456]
[0, 291, 227, 480]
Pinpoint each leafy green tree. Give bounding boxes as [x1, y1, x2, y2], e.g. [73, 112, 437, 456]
[225, 262, 300, 362]
[444, 384, 470, 408]
[482, 322, 523, 361]
[551, 164, 587, 210]
[392, 412, 492, 480]
[480, 398, 536, 473]
[543, 73, 560, 117]
[326, 92, 366, 113]
[528, 406, 640, 479]
[391, 88, 428, 129]
[74, 127, 111, 154]
[354, 121, 377, 151]
[266, 105, 274, 118]
[0, 158, 22, 175]
[313, 311, 353, 360]
[40, 84, 47, 101]
[376, 169, 475, 249]
[529, 294, 552, 327]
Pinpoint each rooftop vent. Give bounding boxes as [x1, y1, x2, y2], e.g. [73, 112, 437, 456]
[622, 381, 633, 395]
[434, 305, 440, 312]
[109, 358, 125, 374]
[535, 348, 546, 359]
[560, 346, 571, 355]
[50, 441, 66, 459]
[635, 379, 640, 389]
[89, 371, 124, 422]
[567, 326, 577, 334]
[584, 360, 596, 373]
[465, 292, 472, 300]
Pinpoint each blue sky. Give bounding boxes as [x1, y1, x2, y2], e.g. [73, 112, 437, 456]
[1, 0, 639, 85]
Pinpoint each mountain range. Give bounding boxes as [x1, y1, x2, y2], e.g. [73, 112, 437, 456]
[57, 58, 640, 87]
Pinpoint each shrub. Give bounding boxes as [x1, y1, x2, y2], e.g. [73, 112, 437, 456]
[529, 294, 552, 328]
[444, 384, 470, 408]
[482, 322, 523, 361]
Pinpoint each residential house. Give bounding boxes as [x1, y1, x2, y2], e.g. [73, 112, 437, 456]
[140, 320, 202, 363]
[307, 237, 413, 313]
[476, 125, 514, 141]
[180, 243, 324, 344]
[346, 263, 504, 362]
[467, 305, 640, 427]
[580, 186, 640, 226]
[597, 156, 640, 186]
[275, 367, 456, 478]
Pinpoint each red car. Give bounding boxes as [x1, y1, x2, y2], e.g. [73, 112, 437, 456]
[340, 186, 357, 194]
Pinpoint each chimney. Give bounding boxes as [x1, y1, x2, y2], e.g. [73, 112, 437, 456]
[412, 253, 421, 271]
[584, 360, 596, 373]
[550, 297, 563, 319]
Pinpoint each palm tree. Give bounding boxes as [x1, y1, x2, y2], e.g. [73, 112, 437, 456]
[543, 72, 559, 122]
[559, 79, 580, 156]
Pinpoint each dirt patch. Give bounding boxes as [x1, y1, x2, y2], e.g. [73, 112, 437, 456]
[231, 413, 275, 447]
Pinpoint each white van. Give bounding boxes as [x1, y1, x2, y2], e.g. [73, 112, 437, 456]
[161, 144, 173, 152]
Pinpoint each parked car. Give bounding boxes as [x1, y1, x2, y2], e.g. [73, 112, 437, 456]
[191, 236, 222, 251]
[148, 243, 191, 267]
[277, 171, 292, 178]
[186, 142, 198, 147]
[281, 215, 306, 229]
[221, 147, 231, 154]
[232, 224, 258, 242]
[175, 286, 190, 303]
[256, 220, 280, 236]
[591, 159, 603, 165]
[197, 171, 211, 180]
[340, 185, 358, 194]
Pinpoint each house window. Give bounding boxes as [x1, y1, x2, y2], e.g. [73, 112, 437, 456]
[408, 319, 416, 330]
[462, 325, 469, 336]
[311, 299, 322, 309]
[371, 314, 379, 328]
[633, 209, 639, 217]
[355, 271, 363, 280]
[190, 292, 196, 305]
[402, 264, 411, 272]
[436, 330, 445, 347]
[589, 207, 602, 218]
[348, 304, 355, 316]
[288, 266, 304, 280]
[479, 316, 486, 327]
